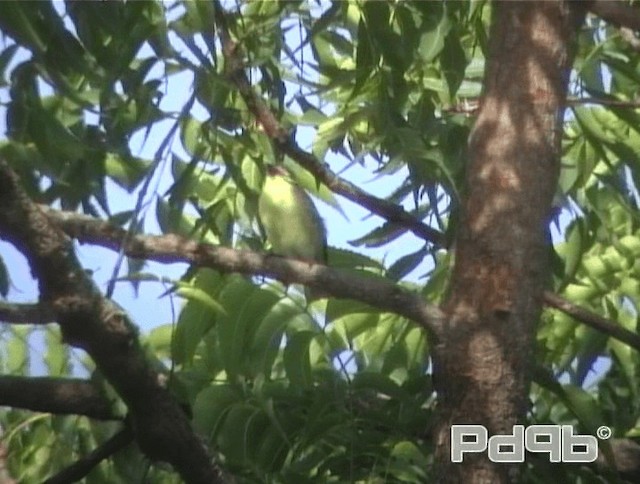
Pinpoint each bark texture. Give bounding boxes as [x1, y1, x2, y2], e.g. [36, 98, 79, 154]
[0, 161, 227, 484]
[433, 2, 585, 482]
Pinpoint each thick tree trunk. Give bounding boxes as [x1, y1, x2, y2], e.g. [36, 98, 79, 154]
[433, 2, 585, 482]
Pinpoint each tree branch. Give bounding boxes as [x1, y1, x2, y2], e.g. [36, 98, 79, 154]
[0, 301, 54, 324]
[41, 206, 445, 338]
[0, 160, 226, 484]
[595, 438, 640, 482]
[567, 97, 640, 108]
[44, 427, 134, 484]
[39, 203, 639, 354]
[543, 291, 640, 352]
[211, 0, 446, 247]
[589, 0, 640, 31]
[0, 376, 117, 420]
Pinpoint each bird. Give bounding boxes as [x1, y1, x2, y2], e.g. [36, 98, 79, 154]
[258, 164, 327, 301]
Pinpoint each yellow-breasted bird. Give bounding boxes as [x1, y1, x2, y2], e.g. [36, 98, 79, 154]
[258, 165, 327, 300]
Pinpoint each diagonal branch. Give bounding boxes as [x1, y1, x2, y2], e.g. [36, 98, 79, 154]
[211, 0, 446, 247]
[0, 160, 226, 484]
[543, 291, 640, 352]
[44, 427, 134, 484]
[589, 0, 640, 31]
[41, 206, 445, 338]
[0, 376, 117, 420]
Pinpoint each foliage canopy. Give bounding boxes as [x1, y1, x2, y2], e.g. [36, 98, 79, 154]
[1, 1, 640, 482]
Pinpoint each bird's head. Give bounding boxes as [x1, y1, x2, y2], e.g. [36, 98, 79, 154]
[265, 165, 289, 178]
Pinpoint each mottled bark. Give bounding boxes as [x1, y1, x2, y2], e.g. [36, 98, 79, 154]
[0, 161, 227, 484]
[433, 2, 585, 482]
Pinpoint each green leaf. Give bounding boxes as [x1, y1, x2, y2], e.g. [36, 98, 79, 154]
[559, 219, 586, 284]
[387, 441, 429, 481]
[216, 279, 280, 381]
[44, 327, 69, 376]
[349, 221, 408, 249]
[387, 246, 428, 281]
[176, 285, 227, 318]
[327, 247, 384, 273]
[105, 153, 150, 191]
[5, 326, 30, 374]
[145, 324, 175, 360]
[254, 425, 289, 472]
[156, 197, 202, 238]
[216, 402, 264, 465]
[573, 106, 614, 143]
[172, 269, 226, 365]
[248, 299, 307, 378]
[193, 384, 241, 437]
[283, 330, 316, 389]
[417, 6, 450, 64]
[351, 372, 408, 400]
[561, 384, 605, 434]
[354, 19, 378, 96]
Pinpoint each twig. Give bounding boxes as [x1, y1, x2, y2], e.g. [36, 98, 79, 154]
[43, 427, 133, 484]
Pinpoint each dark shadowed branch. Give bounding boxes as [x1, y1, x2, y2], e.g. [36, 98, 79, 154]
[43, 427, 134, 484]
[0, 376, 117, 420]
[589, 0, 640, 31]
[0, 301, 54, 324]
[0, 159, 227, 484]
